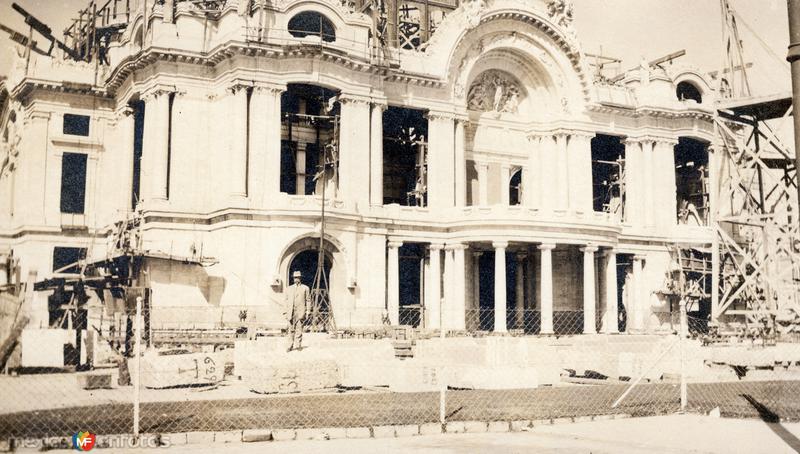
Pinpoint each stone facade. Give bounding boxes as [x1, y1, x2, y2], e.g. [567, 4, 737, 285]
[0, 0, 717, 334]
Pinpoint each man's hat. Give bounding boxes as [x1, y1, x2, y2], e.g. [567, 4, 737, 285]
[292, 271, 302, 278]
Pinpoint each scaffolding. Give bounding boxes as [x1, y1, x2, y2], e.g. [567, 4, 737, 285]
[662, 1, 800, 337]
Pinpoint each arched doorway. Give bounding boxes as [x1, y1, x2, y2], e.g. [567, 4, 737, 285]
[288, 248, 333, 331]
[288, 249, 332, 292]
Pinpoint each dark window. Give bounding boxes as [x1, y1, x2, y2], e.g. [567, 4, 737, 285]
[131, 101, 145, 209]
[52, 247, 87, 273]
[60, 153, 88, 214]
[676, 81, 702, 103]
[63, 114, 90, 136]
[288, 11, 336, 42]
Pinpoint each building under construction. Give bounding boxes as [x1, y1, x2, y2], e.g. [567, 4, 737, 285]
[0, 0, 798, 369]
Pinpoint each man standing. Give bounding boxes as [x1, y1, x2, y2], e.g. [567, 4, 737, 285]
[285, 270, 310, 351]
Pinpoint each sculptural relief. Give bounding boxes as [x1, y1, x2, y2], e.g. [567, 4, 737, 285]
[467, 70, 524, 114]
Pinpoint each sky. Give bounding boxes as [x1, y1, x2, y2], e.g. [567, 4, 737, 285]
[0, 0, 793, 96]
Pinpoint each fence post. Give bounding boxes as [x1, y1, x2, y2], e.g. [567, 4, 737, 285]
[133, 296, 142, 439]
[679, 302, 687, 411]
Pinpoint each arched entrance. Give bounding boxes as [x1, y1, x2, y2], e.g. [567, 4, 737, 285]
[279, 235, 345, 330]
[288, 249, 332, 293]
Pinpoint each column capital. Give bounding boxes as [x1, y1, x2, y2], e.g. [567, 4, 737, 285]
[426, 111, 457, 122]
[371, 101, 388, 112]
[633, 254, 647, 261]
[338, 94, 372, 106]
[515, 252, 528, 261]
[492, 241, 509, 249]
[387, 240, 404, 248]
[252, 83, 286, 95]
[565, 129, 596, 140]
[580, 245, 599, 253]
[141, 86, 176, 102]
[600, 247, 616, 257]
[445, 243, 468, 251]
[429, 242, 445, 251]
[538, 242, 556, 251]
[472, 251, 484, 258]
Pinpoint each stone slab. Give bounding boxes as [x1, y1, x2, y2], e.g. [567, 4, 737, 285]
[271, 429, 295, 441]
[488, 421, 510, 432]
[138, 350, 230, 389]
[372, 426, 396, 438]
[241, 429, 272, 443]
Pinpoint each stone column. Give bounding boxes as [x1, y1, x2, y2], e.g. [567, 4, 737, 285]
[455, 119, 467, 207]
[654, 139, 679, 228]
[369, 103, 385, 206]
[249, 86, 284, 201]
[623, 138, 643, 225]
[141, 90, 170, 202]
[602, 249, 619, 334]
[427, 243, 443, 330]
[555, 132, 569, 210]
[515, 252, 526, 330]
[539, 243, 556, 334]
[642, 139, 656, 226]
[339, 97, 372, 207]
[229, 85, 249, 198]
[568, 133, 594, 213]
[500, 164, 511, 205]
[248, 86, 278, 205]
[581, 246, 598, 334]
[538, 135, 557, 211]
[427, 112, 456, 208]
[444, 244, 467, 330]
[631, 254, 646, 332]
[477, 162, 489, 206]
[493, 241, 508, 333]
[524, 135, 540, 207]
[387, 240, 402, 325]
[443, 245, 454, 327]
[471, 251, 482, 331]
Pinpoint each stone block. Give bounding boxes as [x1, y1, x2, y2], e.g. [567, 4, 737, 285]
[418, 423, 442, 435]
[510, 420, 531, 431]
[271, 429, 296, 441]
[462, 421, 487, 433]
[242, 429, 272, 443]
[186, 431, 215, 444]
[488, 421, 509, 432]
[394, 425, 420, 437]
[346, 427, 371, 439]
[214, 431, 241, 443]
[20, 329, 68, 368]
[237, 343, 339, 393]
[445, 421, 466, 433]
[552, 417, 573, 425]
[0, 440, 9, 452]
[573, 416, 594, 423]
[77, 373, 112, 390]
[139, 350, 231, 389]
[372, 426, 396, 438]
[531, 418, 553, 426]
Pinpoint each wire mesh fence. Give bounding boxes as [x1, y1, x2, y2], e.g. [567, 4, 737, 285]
[2, 301, 800, 447]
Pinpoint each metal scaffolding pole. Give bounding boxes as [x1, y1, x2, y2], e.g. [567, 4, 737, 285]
[788, 0, 800, 231]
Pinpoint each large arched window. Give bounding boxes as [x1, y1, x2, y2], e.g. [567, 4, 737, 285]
[288, 11, 336, 42]
[676, 81, 702, 104]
